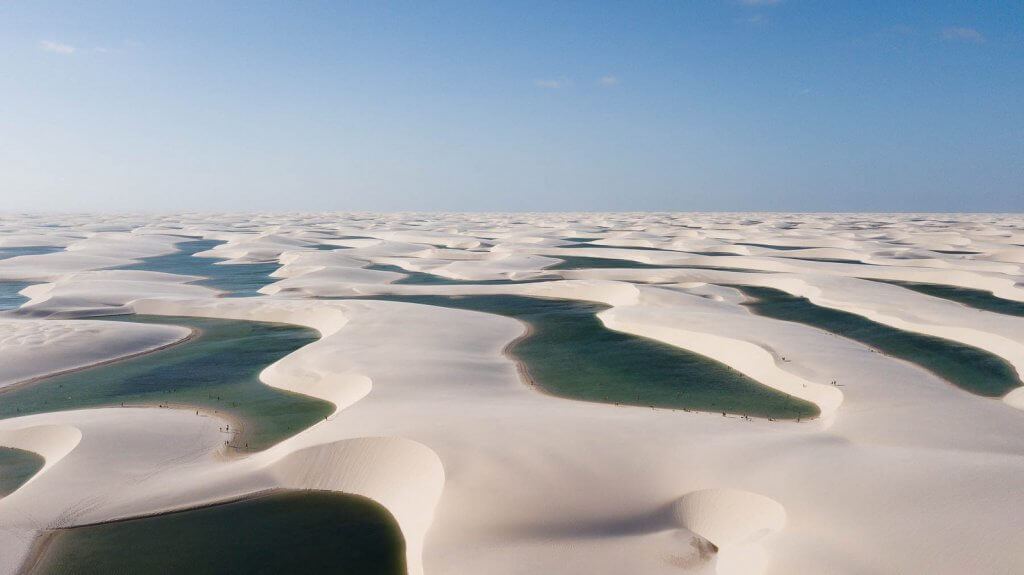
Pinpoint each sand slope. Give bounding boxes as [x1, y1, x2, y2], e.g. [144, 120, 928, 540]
[1, 213, 1023, 575]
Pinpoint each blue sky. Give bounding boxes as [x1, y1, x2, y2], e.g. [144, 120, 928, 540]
[1, 1, 1021, 212]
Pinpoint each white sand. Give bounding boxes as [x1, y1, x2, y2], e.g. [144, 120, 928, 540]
[1, 213, 1024, 574]
[0, 318, 191, 389]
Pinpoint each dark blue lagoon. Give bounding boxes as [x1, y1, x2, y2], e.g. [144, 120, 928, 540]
[366, 264, 555, 286]
[545, 255, 772, 274]
[0, 281, 32, 310]
[123, 240, 280, 297]
[545, 256, 668, 270]
[0, 246, 63, 260]
[558, 243, 676, 252]
[735, 243, 815, 251]
[0, 247, 64, 310]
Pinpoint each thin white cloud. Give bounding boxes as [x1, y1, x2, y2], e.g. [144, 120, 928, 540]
[534, 78, 571, 89]
[745, 13, 769, 26]
[598, 76, 620, 86]
[39, 40, 76, 54]
[942, 27, 984, 43]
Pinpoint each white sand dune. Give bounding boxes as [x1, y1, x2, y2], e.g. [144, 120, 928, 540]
[268, 437, 445, 574]
[1, 213, 1024, 574]
[193, 233, 321, 263]
[0, 425, 81, 481]
[0, 318, 190, 389]
[18, 271, 218, 316]
[671, 488, 786, 575]
[0, 233, 185, 282]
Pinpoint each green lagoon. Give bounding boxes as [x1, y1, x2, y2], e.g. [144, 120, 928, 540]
[876, 280, 1024, 318]
[360, 294, 818, 419]
[0, 316, 332, 451]
[0, 446, 45, 498]
[735, 285, 1020, 397]
[25, 490, 405, 575]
